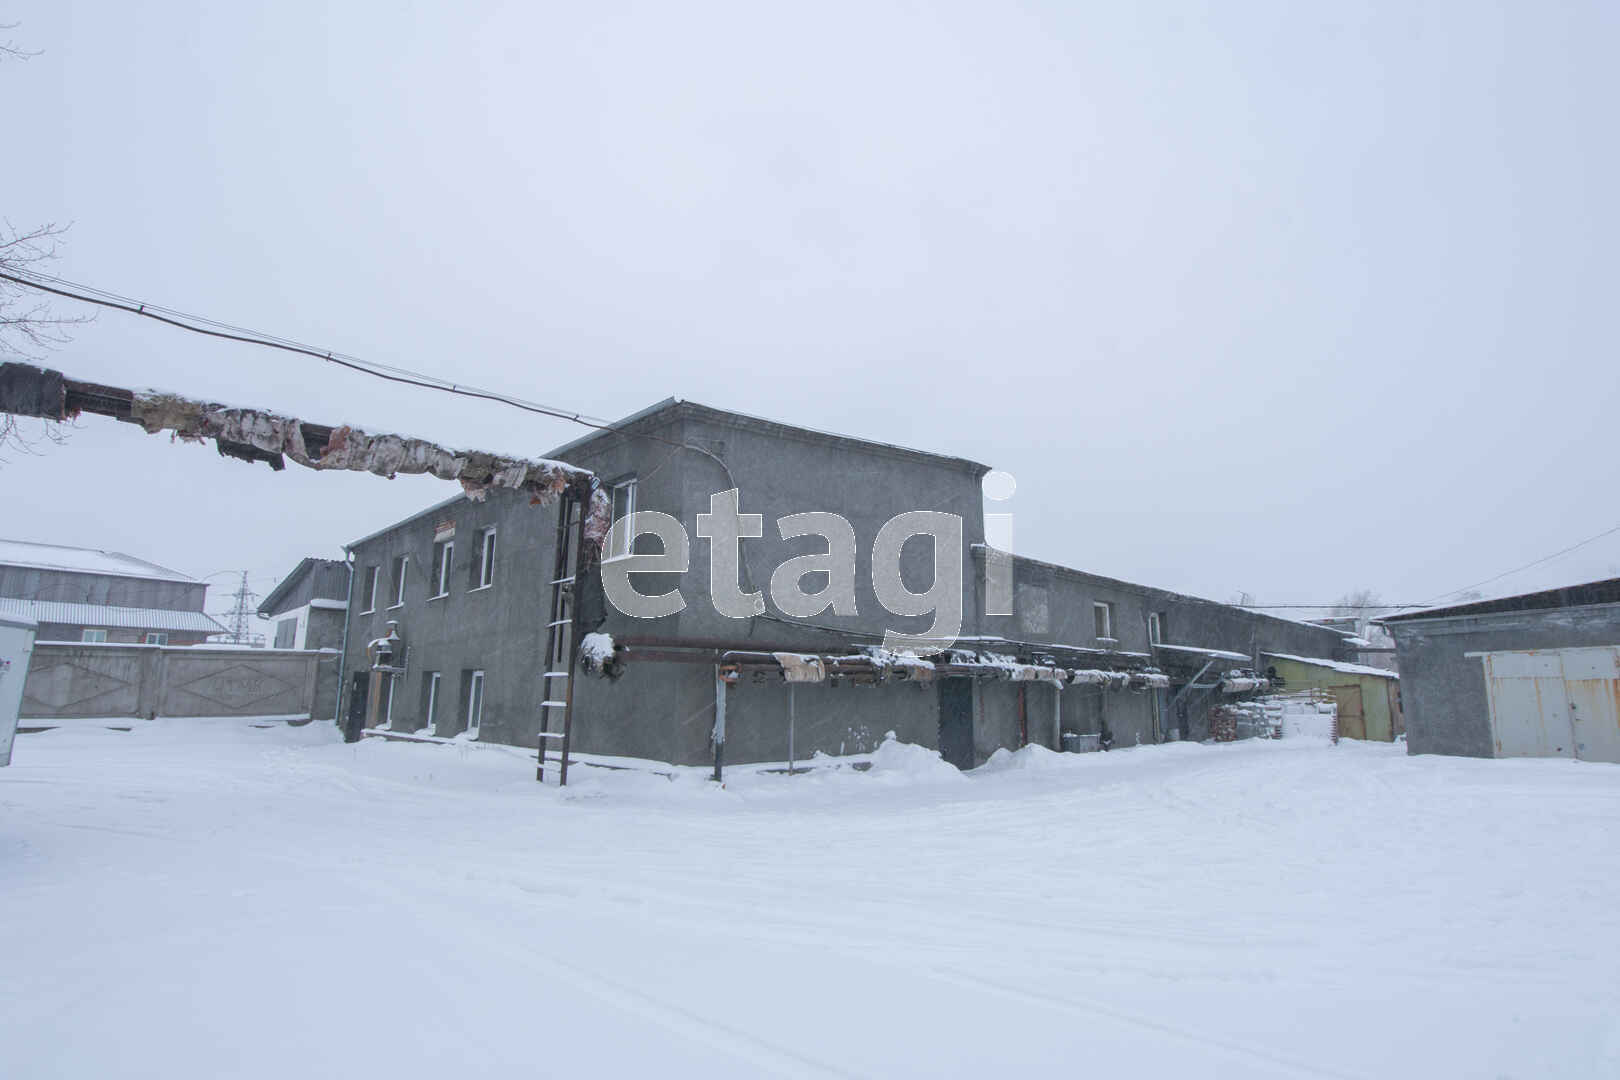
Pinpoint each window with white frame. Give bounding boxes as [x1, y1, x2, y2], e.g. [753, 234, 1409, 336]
[146, 631, 169, 646]
[1147, 612, 1161, 644]
[1093, 601, 1114, 641]
[431, 539, 453, 598]
[82, 628, 107, 643]
[422, 671, 441, 735]
[607, 477, 637, 559]
[389, 555, 408, 607]
[360, 565, 380, 613]
[465, 669, 485, 737]
[273, 618, 296, 648]
[471, 527, 496, 590]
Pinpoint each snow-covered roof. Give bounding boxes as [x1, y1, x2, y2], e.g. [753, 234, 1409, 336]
[546, 398, 992, 475]
[0, 597, 226, 634]
[0, 538, 198, 584]
[1154, 642, 1251, 663]
[1262, 652, 1398, 679]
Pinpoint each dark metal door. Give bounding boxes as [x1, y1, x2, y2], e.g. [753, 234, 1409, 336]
[343, 671, 369, 743]
[938, 678, 974, 770]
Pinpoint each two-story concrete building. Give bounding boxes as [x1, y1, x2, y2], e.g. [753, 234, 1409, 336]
[337, 399, 1354, 769]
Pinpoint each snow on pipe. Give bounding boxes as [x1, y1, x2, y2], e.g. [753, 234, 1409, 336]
[682, 646, 1166, 691]
[1219, 676, 1269, 693]
[0, 362, 611, 533]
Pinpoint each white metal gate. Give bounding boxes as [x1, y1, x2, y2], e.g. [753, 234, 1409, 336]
[1560, 647, 1620, 763]
[1476, 647, 1620, 763]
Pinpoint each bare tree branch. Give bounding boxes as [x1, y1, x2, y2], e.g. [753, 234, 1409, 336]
[0, 21, 40, 62]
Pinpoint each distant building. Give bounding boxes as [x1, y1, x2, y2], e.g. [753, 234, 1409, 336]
[0, 538, 224, 646]
[257, 558, 349, 651]
[1307, 615, 1399, 673]
[1261, 652, 1402, 741]
[1381, 579, 1620, 762]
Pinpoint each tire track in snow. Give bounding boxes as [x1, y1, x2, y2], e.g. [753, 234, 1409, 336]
[928, 966, 1368, 1080]
[343, 877, 872, 1080]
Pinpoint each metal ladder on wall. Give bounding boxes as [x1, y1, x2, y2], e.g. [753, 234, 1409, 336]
[537, 490, 581, 784]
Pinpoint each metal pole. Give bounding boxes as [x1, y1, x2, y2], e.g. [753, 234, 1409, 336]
[788, 683, 795, 776]
[712, 665, 727, 782]
[1017, 683, 1028, 747]
[1052, 684, 1062, 750]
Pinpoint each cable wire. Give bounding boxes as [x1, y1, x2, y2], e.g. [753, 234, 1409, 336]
[0, 267, 616, 430]
[1421, 520, 1620, 604]
[11, 268, 1618, 618]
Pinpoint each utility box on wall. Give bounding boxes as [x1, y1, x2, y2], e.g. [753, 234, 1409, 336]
[0, 612, 39, 766]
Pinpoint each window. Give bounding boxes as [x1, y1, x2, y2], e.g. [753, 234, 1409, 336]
[360, 566, 380, 613]
[607, 477, 637, 559]
[389, 555, 408, 608]
[470, 527, 497, 590]
[81, 628, 107, 643]
[1147, 612, 1162, 644]
[421, 671, 441, 736]
[1093, 602, 1114, 641]
[431, 540, 453, 598]
[273, 618, 296, 649]
[465, 670, 485, 737]
[145, 632, 169, 646]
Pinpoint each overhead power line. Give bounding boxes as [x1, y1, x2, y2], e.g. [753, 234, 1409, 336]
[1421, 521, 1620, 605]
[8, 268, 1619, 618]
[0, 267, 617, 432]
[1238, 521, 1620, 612]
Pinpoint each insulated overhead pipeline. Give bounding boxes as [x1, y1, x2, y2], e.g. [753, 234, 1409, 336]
[609, 638, 1168, 691]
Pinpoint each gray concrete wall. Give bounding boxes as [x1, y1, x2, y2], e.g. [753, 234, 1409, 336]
[337, 400, 1349, 768]
[0, 566, 207, 611]
[21, 643, 321, 719]
[341, 404, 990, 767]
[344, 488, 560, 746]
[261, 559, 349, 618]
[1387, 603, 1620, 758]
[973, 558, 1161, 753]
[1148, 593, 1351, 665]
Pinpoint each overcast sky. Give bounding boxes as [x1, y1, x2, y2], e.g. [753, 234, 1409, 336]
[5, 1, 1617, 627]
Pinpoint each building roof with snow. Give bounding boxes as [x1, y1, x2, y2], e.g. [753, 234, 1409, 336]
[1261, 652, 1398, 680]
[1379, 577, 1620, 625]
[0, 538, 198, 584]
[0, 597, 226, 636]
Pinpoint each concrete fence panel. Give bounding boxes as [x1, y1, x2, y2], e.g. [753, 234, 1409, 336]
[21, 643, 326, 720]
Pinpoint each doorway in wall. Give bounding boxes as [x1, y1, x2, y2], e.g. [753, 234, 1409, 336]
[938, 679, 974, 770]
[1329, 685, 1365, 740]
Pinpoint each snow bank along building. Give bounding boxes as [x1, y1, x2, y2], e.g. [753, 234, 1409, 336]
[0, 538, 225, 646]
[337, 400, 1357, 769]
[1382, 578, 1620, 762]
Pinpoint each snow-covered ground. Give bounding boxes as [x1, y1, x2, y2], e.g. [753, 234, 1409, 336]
[4, 718, 1617, 1078]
